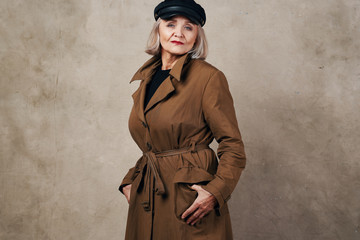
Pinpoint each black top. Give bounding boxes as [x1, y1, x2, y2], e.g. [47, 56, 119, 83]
[144, 66, 171, 108]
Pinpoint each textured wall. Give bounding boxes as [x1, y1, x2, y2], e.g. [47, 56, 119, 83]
[1, 0, 359, 239]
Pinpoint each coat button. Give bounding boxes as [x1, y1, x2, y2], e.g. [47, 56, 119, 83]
[146, 142, 152, 151]
[142, 121, 147, 128]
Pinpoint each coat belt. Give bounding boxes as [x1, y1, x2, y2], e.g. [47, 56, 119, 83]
[139, 143, 210, 212]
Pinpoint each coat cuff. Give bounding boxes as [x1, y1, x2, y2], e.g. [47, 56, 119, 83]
[202, 177, 232, 209]
[119, 180, 132, 194]
[118, 166, 137, 194]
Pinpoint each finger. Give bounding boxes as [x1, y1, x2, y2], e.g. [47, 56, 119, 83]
[181, 201, 199, 219]
[189, 184, 200, 191]
[190, 209, 208, 226]
[199, 211, 207, 219]
[186, 209, 202, 225]
[190, 208, 211, 225]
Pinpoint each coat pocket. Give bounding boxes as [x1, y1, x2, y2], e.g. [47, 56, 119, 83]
[173, 167, 215, 219]
[128, 158, 146, 206]
[128, 169, 142, 206]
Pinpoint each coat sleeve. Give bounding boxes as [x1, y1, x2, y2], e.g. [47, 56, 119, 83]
[200, 70, 246, 209]
[118, 157, 142, 194]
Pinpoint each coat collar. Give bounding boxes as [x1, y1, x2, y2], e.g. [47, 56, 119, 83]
[130, 53, 192, 121]
[130, 53, 192, 83]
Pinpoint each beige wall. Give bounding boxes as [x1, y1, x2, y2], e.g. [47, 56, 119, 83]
[1, 0, 359, 239]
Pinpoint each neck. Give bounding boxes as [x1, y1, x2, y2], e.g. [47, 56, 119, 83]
[160, 50, 183, 70]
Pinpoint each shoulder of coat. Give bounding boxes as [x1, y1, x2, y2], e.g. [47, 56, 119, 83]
[187, 59, 223, 82]
[190, 59, 220, 74]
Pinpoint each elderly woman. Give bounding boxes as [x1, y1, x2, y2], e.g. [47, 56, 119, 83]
[118, 0, 246, 239]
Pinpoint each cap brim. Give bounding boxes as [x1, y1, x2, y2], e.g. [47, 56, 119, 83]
[159, 12, 200, 25]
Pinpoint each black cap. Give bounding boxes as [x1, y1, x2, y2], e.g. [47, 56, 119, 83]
[154, 0, 206, 27]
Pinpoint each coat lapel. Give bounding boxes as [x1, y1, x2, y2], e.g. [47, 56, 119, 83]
[131, 84, 146, 124]
[144, 75, 175, 114]
[130, 55, 161, 123]
[144, 53, 191, 113]
[130, 53, 192, 119]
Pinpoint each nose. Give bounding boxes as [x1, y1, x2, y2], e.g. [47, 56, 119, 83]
[174, 26, 184, 38]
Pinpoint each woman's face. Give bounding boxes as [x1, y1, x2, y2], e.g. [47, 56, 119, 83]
[159, 15, 198, 58]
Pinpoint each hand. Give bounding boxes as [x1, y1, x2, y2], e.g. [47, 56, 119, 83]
[181, 184, 218, 226]
[122, 184, 132, 204]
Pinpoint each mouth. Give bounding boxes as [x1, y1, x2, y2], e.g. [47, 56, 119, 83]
[171, 41, 184, 45]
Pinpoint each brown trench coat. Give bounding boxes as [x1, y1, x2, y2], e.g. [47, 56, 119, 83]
[119, 52, 246, 240]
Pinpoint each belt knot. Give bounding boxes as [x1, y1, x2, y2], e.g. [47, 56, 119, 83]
[138, 143, 209, 212]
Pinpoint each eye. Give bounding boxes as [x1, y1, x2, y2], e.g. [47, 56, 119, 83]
[166, 23, 175, 27]
[184, 25, 193, 31]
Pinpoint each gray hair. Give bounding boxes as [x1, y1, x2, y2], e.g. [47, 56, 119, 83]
[145, 18, 208, 60]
